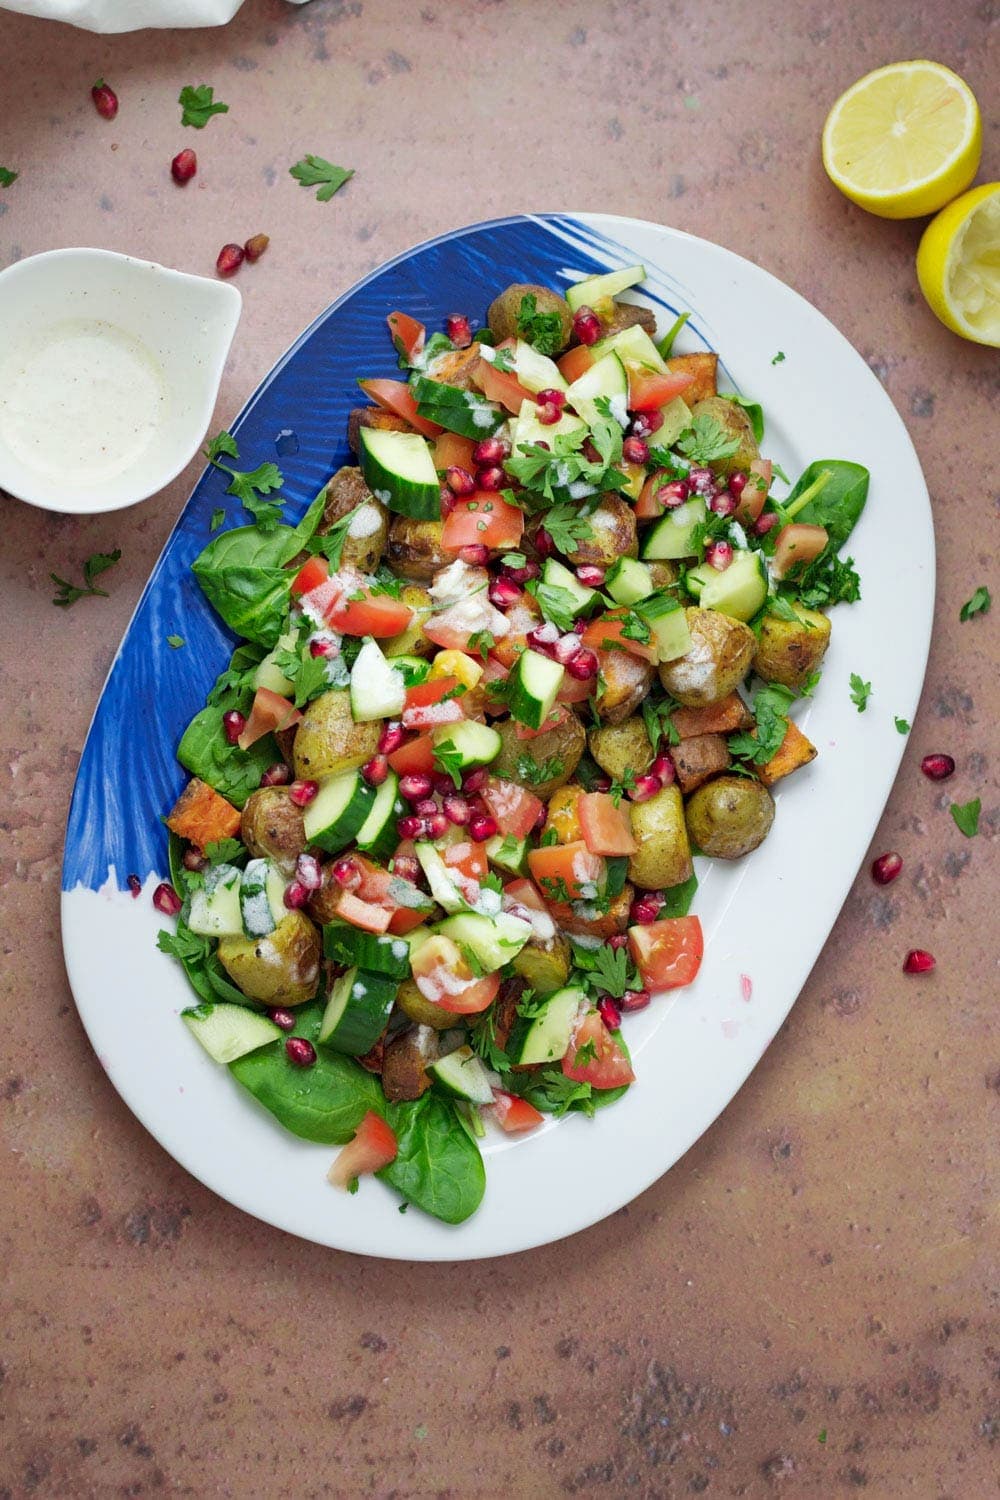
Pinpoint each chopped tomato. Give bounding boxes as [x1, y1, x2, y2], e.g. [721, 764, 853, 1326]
[580, 611, 658, 664]
[527, 840, 605, 901]
[405, 676, 460, 709]
[349, 855, 433, 936]
[432, 431, 477, 472]
[513, 704, 571, 740]
[402, 699, 464, 730]
[328, 1110, 397, 1189]
[332, 891, 394, 934]
[635, 470, 672, 520]
[443, 838, 489, 885]
[577, 792, 637, 856]
[386, 310, 426, 364]
[357, 377, 442, 440]
[290, 555, 330, 596]
[387, 731, 435, 776]
[237, 687, 302, 750]
[562, 1012, 635, 1089]
[328, 589, 414, 638]
[771, 522, 829, 580]
[422, 601, 499, 653]
[487, 633, 527, 670]
[627, 367, 693, 411]
[411, 935, 500, 1015]
[481, 656, 510, 714]
[387, 906, 429, 937]
[628, 916, 704, 991]
[491, 1090, 545, 1133]
[482, 777, 544, 839]
[557, 346, 594, 383]
[502, 876, 548, 913]
[473, 342, 534, 415]
[556, 671, 594, 705]
[735, 458, 771, 524]
[441, 493, 524, 552]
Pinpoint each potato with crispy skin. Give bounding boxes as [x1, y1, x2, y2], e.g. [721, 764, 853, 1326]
[381, 1025, 438, 1102]
[487, 283, 574, 351]
[317, 466, 389, 572]
[753, 605, 832, 692]
[670, 733, 731, 794]
[545, 883, 634, 940]
[512, 933, 573, 994]
[658, 608, 756, 708]
[627, 784, 693, 890]
[423, 343, 485, 390]
[387, 517, 450, 584]
[685, 774, 775, 858]
[217, 911, 321, 1007]
[689, 397, 759, 478]
[600, 301, 657, 339]
[395, 978, 461, 1031]
[383, 584, 435, 658]
[593, 649, 656, 725]
[565, 495, 638, 569]
[587, 716, 654, 784]
[492, 714, 586, 801]
[293, 690, 381, 780]
[240, 788, 307, 876]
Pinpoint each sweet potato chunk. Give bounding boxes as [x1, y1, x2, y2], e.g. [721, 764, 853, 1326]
[426, 343, 487, 390]
[757, 720, 818, 787]
[671, 733, 732, 794]
[166, 777, 241, 851]
[666, 352, 718, 402]
[671, 692, 753, 740]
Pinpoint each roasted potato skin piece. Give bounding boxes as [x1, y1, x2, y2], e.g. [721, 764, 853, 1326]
[217, 910, 321, 1007]
[685, 774, 775, 859]
[546, 883, 634, 940]
[670, 733, 732, 794]
[381, 1025, 438, 1102]
[317, 466, 389, 572]
[395, 978, 460, 1031]
[753, 605, 832, 692]
[383, 584, 435, 659]
[600, 301, 657, 339]
[587, 716, 654, 783]
[424, 343, 485, 390]
[647, 560, 679, 589]
[658, 608, 756, 708]
[594, 649, 655, 725]
[543, 784, 583, 844]
[487, 283, 574, 351]
[293, 689, 381, 780]
[240, 789, 307, 875]
[512, 933, 573, 994]
[627, 784, 694, 890]
[387, 516, 450, 584]
[666, 352, 718, 402]
[689, 397, 759, 477]
[492, 714, 586, 801]
[347, 405, 411, 455]
[565, 495, 638, 569]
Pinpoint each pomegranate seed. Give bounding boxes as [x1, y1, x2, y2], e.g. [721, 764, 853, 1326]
[527, 622, 560, 651]
[629, 410, 664, 438]
[462, 767, 488, 794]
[622, 436, 650, 465]
[260, 763, 291, 787]
[285, 1037, 316, 1067]
[396, 814, 424, 840]
[445, 313, 472, 348]
[621, 988, 652, 1013]
[332, 857, 361, 889]
[309, 636, 337, 658]
[399, 772, 433, 801]
[183, 848, 208, 873]
[502, 559, 540, 584]
[630, 772, 662, 803]
[430, 772, 456, 797]
[629, 891, 663, 925]
[920, 753, 955, 781]
[378, 721, 404, 755]
[753, 512, 779, 537]
[439, 485, 456, 517]
[582, 438, 602, 464]
[283, 880, 309, 910]
[289, 779, 319, 808]
[126, 873, 142, 898]
[576, 564, 605, 587]
[598, 996, 622, 1031]
[216, 243, 245, 278]
[222, 709, 246, 745]
[536, 401, 562, 426]
[295, 853, 322, 891]
[659, 479, 690, 508]
[566, 648, 599, 681]
[591, 774, 612, 793]
[91, 78, 118, 119]
[171, 148, 197, 184]
[572, 306, 602, 345]
[728, 471, 747, 497]
[609, 933, 629, 951]
[153, 882, 182, 916]
[414, 797, 438, 817]
[489, 576, 523, 608]
[392, 855, 421, 884]
[244, 233, 269, 262]
[268, 1008, 296, 1032]
[424, 811, 449, 840]
[710, 490, 737, 517]
[553, 632, 583, 665]
[443, 794, 470, 825]
[469, 812, 498, 842]
[706, 540, 733, 571]
[476, 465, 505, 491]
[650, 753, 675, 785]
[534, 527, 554, 559]
[360, 754, 389, 787]
[903, 949, 936, 975]
[473, 436, 510, 465]
[536, 387, 566, 409]
[533, 803, 549, 832]
[688, 466, 715, 494]
[871, 851, 903, 885]
[446, 465, 476, 496]
[459, 543, 490, 566]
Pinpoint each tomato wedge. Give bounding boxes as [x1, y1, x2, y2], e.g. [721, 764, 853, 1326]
[237, 687, 302, 750]
[557, 346, 594, 383]
[290, 555, 330, 596]
[328, 589, 414, 638]
[443, 838, 490, 885]
[405, 676, 460, 709]
[628, 916, 704, 991]
[386, 310, 425, 364]
[441, 493, 525, 552]
[357, 377, 442, 440]
[502, 876, 548, 914]
[432, 431, 477, 472]
[332, 890, 394, 934]
[627, 367, 693, 411]
[491, 1090, 545, 1133]
[474, 343, 534, 415]
[735, 458, 772, 524]
[387, 731, 435, 776]
[580, 611, 658, 664]
[482, 777, 544, 839]
[347, 855, 433, 936]
[562, 1012, 635, 1088]
[577, 792, 637, 856]
[411, 935, 501, 1015]
[328, 1110, 398, 1189]
[771, 522, 829, 580]
[635, 469, 673, 520]
[527, 840, 605, 902]
[513, 704, 572, 741]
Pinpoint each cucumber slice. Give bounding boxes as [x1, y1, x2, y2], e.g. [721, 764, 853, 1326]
[414, 843, 469, 915]
[506, 985, 586, 1066]
[591, 322, 666, 373]
[427, 1045, 494, 1105]
[507, 648, 564, 731]
[253, 627, 298, 697]
[512, 340, 567, 394]
[431, 718, 501, 773]
[323, 922, 412, 978]
[302, 770, 376, 853]
[387, 653, 431, 686]
[355, 771, 402, 863]
[641, 497, 707, 560]
[435, 911, 532, 972]
[350, 638, 406, 722]
[409, 373, 505, 439]
[187, 862, 243, 937]
[565, 264, 645, 313]
[565, 351, 629, 429]
[541, 558, 599, 617]
[693, 550, 769, 622]
[637, 591, 693, 662]
[605, 557, 654, 607]
[318, 966, 397, 1055]
[239, 858, 286, 939]
[182, 1001, 282, 1065]
[485, 832, 529, 878]
[358, 426, 440, 520]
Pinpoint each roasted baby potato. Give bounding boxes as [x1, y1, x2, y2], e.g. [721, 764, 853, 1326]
[565, 495, 638, 569]
[493, 713, 585, 801]
[240, 788, 307, 875]
[317, 466, 389, 572]
[684, 774, 775, 859]
[546, 883, 634, 940]
[627, 784, 694, 890]
[487, 282, 574, 351]
[689, 397, 759, 478]
[587, 716, 654, 784]
[543, 784, 583, 843]
[647, 560, 680, 589]
[594, 649, 655, 725]
[383, 584, 435, 658]
[395, 978, 461, 1031]
[424, 343, 485, 390]
[387, 516, 450, 584]
[347, 405, 411, 454]
[293, 690, 381, 780]
[670, 733, 731, 794]
[217, 910, 321, 1006]
[381, 1024, 438, 1102]
[512, 930, 573, 994]
[600, 301, 657, 339]
[658, 608, 756, 708]
[666, 352, 718, 402]
[753, 604, 832, 691]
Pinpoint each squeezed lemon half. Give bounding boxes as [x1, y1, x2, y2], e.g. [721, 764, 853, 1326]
[917, 182, 1000, 346]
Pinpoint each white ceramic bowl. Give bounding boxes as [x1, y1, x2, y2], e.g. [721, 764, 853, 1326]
[0, 248, 241, 514]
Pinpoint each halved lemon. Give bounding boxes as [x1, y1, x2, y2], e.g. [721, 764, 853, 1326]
[822, 60, 981, 219]
[916, 183, 1000, 346]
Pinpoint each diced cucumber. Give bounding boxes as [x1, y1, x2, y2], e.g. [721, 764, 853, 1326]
[414, 843, 470, 914]
[358, 427, 440, 520]
[692, 550, 769, 622]
[431, 719, 501, 772]
[302, 770, 376, 854]
[182, 1001, 282, 1065]
[387, 653, 430, 685]
[435, 910, 532, 972]
[512, 340, 567, 394]
[565, 351, 629, 429]
[355, 771, 402, 864]
[350, 637, 406, 722]
[506, 985, 586, 1066]
[187, 862, 243, 937]
[507, 648, 564, 731]
[323, 922, 412, 978]
[485, 832, 529, 878]
[253, 627, 298, 697]
[239, 858, 287, 939]
[318, 966, 397, 1055]
[566, 264, 645, 312]
[541, 558, 599, 617]
[605, 557, 654, 607]
[641, 497, 707, 560]
[637, 591, 693, 663]
[591, 322, 666, 373]
[409, 373, 506, 439]
[427, 1045, 494, 1105]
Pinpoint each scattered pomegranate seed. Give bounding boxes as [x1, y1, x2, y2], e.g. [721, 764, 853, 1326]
[439, 485, 456, 518]
[598, 996, 622, 1031]
[728, 471, 747, 497]
[536, 387, 566, 409]
[536, 401, 562, 426]
[183, 848, 207, 873]
[871, 851, 903, 885]
[309, 636, 337, 658]
[566, 648, 599, 681]
[489, 576, 523, 608]
[553, 632, 583, 665]
[171, 148, 197, 185]
[609, 933, 629, 951]
[575, 564, 605, 587]
[392, 855, 421, 884]
[414, 797, 438, 817]
[424, 811, 449, 839]
[753, 512, 779, 537]
[581, 438, 602, 464]
[295, 853, 322, 891]
[659, 479, 690, 508]
[621, 988, 652, 1013]
[531, 527, 553, 560]
[591, 774, 612, 793]
[533, 803, 549, 832]
[222, 709, 246, 745]
[710, 490, 737, 517]
[459, 543, 490, 566]
[396, 814, 424, 840]
[331, 857, 361, 889]
[446, 465, 476, 496]
[629, 891, 663, 925]
[153, 882, 182, 916]
[903, 949, 936, 975]
[920, 753, 955, 781]
[629, 772, 662, 803]
[476, 465, 505, 491]
[361, 754, 389, 787]
[243, 233, 269, 262]
[268, 1007, 296, 1031]
[502, 559, 540, 584]
[629, 410, 664, 438]
[399, 772, 433, 801]
[572, 305, 602, 345]
[445, 313, 472, 348]
[432, 772, 457, 797]
[706, 540, 733, 571]
[91, 78, 118, 120]
[283, 880, 309, 910]
[126, 873, 142, 898]
[473, 436, 510, 465]
[260, 763, 291, 787]
[622, 436, 650, 465]
[650, 753, 675, 785]
[216, 243, 245, 278]
[289, 779, 319, 808]
[378, 721, 405, 755]
[443, 794, 470, 825]
[469, 812, 498, 842]
[462, 767, 488, 794]
[527, 622, 560, 653]
[285, 1037, 316, 1067]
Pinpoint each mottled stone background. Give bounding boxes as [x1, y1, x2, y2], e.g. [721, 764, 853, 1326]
[0, 0, 997, 1495]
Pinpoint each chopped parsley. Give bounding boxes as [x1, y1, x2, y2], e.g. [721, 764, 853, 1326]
[959, 585, 991, 622]
[729, 683, 795, 764]
[792, 551, 861, 609]
[468, 629, 495, 663]
[489, 345, 516, 373]
[179, 84, 229, 129]
[205, 431, 285, 531]
[676, 413, 740, 466]
[273, 644, 332, 708]
[849, 673, 872, 713]
[515, 752, 565, 786]
[308, 503, 363, 569]
[203, 837, 244, 865]
[431, 738, 466, 790]
[50, 548, 122, 607]
[539, 504, 596, 556]
[469, 1007, 510, 1072]
[771, 351, 786, 365]
[949, 798, 981, 838]
[894, 716, 910, 735]
[289, 155, 354, 202]
[506, 411, 624, 508]
[156, 923, 210, 963]
[526, 578, 581, 633]
[608, 768, 637, 805]
[0, 167, 18, 187]
[573, 1039, 598, 1068]
[641, 695, 680, 748]
[209, 508, 226, 532]
[166, 634, 185, 649]
[515, 292, 564, 357]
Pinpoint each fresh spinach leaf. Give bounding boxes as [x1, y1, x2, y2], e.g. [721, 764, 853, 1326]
[658, 871, 699, 918]
[781, 460, 869, 550]
[656, 310, 689, 358]
[379, 1094, 486, 1224]
[177, 645, 278, 806]
[729, 395, 764, 444]
[191, 525, 300, 645]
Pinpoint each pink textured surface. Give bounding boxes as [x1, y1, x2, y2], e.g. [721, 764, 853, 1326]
[0, 1, 997, 1494]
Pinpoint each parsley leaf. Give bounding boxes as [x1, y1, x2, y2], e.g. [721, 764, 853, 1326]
[729, 683, 795, 764]
[156, 923, 211, 963]
[468, 1007, 511, 1073]
[573, 1038, 598, 1068]
[203, 838, 244, 865]
[526, 578, 581, 634]
[793, 550, 861, 609]
[539, 504, 596, 556]
[179, 84, 229, 129]
[607, 768, 637, 806]
[676, 413, 740, 466]
[50, 549, 122, 607]
[959, 586, 991, 622]
[515, 752, 565, 787]
[210, 508, 226, 532]
[205, 431, 285, 531]
[641, 695, 680, 748]
[166, 634, 185, 649]
[289, 155, 354, 202]
[894, 716, 910, 735]
[308, 504, 363, 569]
[586, 944, 633, 999]
[467, 629, 495, 663]
[849, 673, 872, 713]
[949, 798, 981, 838]
[515, 292, 563, 357]
[273, 644, 332, 708]
[432, 738, 466, 790]
[772, 351, 786, 365]
[0, 167, 18, 188]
